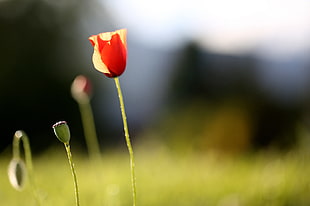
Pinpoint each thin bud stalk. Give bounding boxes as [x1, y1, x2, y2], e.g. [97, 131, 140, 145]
[11, 131, 41, 205]
[64, 142, 80, 206]
[78, 100, 101, 161]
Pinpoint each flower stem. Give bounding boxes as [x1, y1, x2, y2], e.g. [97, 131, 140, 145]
[64, 142, 80, 206]
[78, 100, 101, 161]
[13, 131, 41, 205]
[114, 77, 137, 206]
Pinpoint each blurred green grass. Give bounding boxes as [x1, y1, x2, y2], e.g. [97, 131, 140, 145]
[1, 142, 310, 206]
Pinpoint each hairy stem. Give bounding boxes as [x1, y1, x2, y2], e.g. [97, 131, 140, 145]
[64, 142, 80, 206]
[114, 77, 137, 206]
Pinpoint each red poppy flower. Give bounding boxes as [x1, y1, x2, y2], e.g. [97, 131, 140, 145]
[88, 29, 127, 78]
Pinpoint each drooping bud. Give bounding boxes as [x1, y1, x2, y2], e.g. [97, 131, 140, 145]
[14, 130, 24, 139]
[71, 75, 92, 104]
[52, 121, 71, 143]
[8, 158, 27, 191]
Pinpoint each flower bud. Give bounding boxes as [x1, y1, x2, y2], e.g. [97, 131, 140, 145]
[8, 158, 27, 191]
[52, 121, 71, 143]
[71, 75, 92, 104]
[14, 130, 24, 139]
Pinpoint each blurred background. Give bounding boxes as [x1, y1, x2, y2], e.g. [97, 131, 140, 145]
[1, 0, 310, 154]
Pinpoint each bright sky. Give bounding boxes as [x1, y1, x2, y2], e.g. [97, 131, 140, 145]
[104, 0, 310, 58]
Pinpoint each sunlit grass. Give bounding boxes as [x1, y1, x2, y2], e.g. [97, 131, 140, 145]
[1, 142, 310, 206]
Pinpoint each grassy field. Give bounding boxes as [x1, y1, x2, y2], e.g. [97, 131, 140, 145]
[1, 141, 310, 206]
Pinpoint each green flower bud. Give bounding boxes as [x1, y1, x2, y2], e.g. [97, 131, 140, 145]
[8, 158, 27, 191]
[52, 121, 71, 143]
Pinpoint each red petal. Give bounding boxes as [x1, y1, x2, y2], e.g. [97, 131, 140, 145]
[88, 36, 96, 46]
[99, 33, 127, 77]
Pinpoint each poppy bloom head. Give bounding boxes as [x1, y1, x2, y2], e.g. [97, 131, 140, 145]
[88, 29, 127, 78]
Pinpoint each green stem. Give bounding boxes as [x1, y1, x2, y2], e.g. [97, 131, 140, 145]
[78, 101, 101, 161]
[114, 77, 137, 206]
[64, 142, 80, 206]
[21, 134, 33, 175]
[13, 131, 41, 206]
[12, 133, 20, 160]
